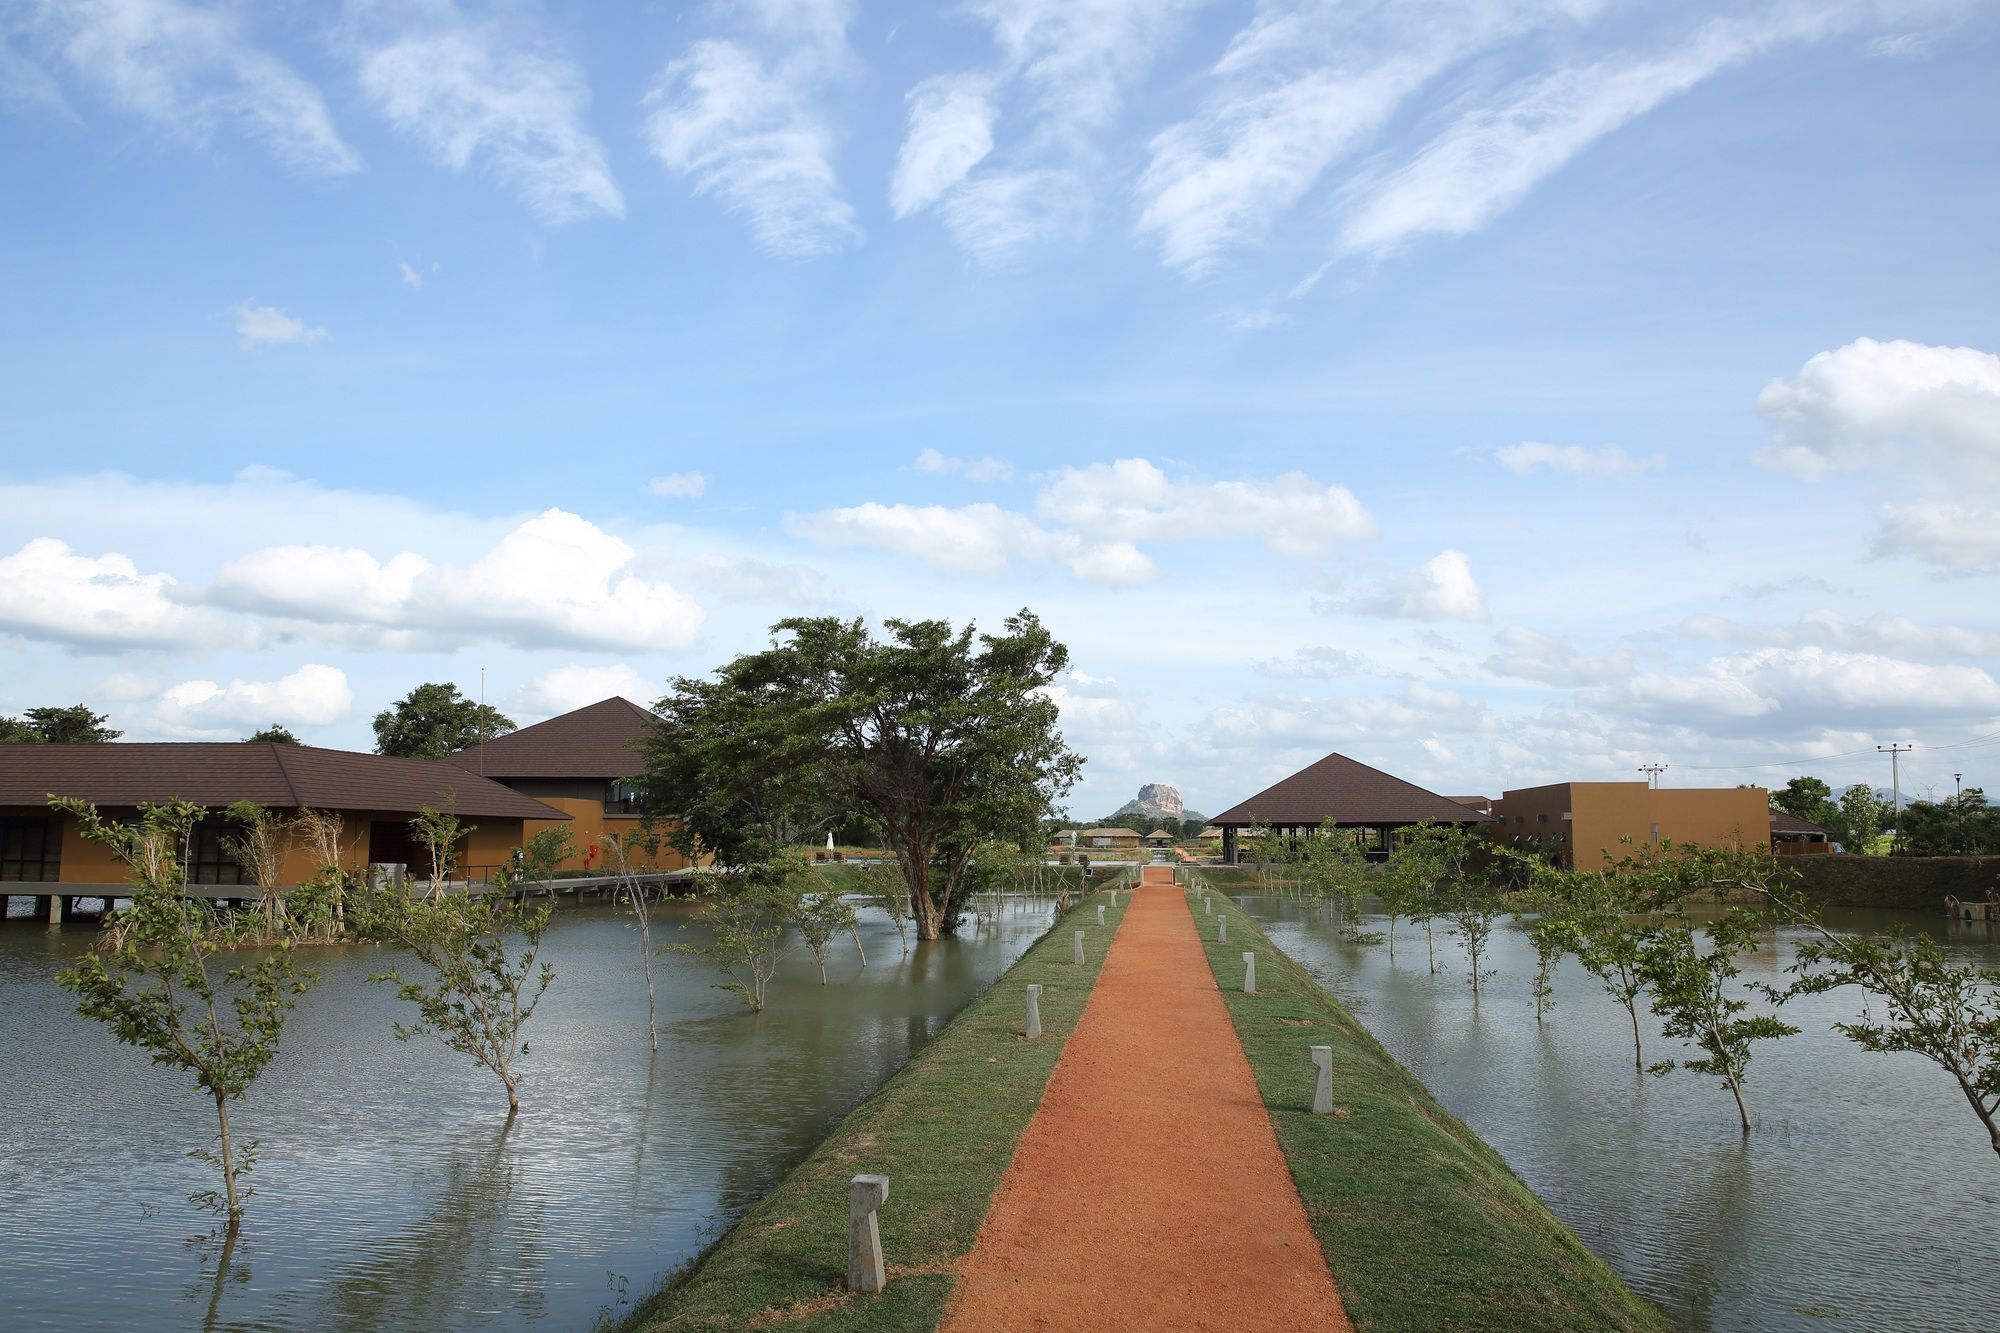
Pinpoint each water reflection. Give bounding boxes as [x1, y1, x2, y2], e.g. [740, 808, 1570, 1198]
[0, 898, 1050, 1331]
[1237, 895, 2000, 1333]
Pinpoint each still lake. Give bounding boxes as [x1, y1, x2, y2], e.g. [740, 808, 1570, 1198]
[1233, 892, 2000, 1333]
[0, 894, 1051, 1332]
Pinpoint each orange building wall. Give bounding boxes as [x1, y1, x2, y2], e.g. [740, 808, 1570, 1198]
[523, 800, 694, 874]
[1491, 783, 1771, 870]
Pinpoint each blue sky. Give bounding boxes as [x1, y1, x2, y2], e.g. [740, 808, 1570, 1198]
[3, 0, 1999, 817]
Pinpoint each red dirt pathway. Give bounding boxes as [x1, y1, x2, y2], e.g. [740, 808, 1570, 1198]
[941, 867, 1353, 1332]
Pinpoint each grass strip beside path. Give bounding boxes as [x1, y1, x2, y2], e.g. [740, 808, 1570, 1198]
[1188, 881, 1670, 1333]
[617, 876, 1133, 1333]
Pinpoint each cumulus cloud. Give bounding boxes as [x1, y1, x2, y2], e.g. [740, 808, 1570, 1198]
[19, 0, 360, 174]
[1484, 626, 1632, 686]
[1755, 337, 2000, 483]
[1492, 442, 1665, 478]
[915, 448, 1012, 483]
[232, 302, 324, 349]
[1597, 647, 2000, 729]
[1254, 646, 1375, 680]
[1336, 550, 1489, 622]
[895, 0, 1203, 261]
[350, 1, 624, 223]
[209, 509, 706, 652]
[153, 663, 353, 736]
[785, 501, 1159, 586]
[1035, 458, 1373, 556]
[648, 471, 708, 498]
[1675, 610, 2000, 658]
[643, 0, 859, 258]
[1874, 500, 2000, 570]
[0, 537, 228, 651]
[1201, 681, 1495, 755]
[511, 664, 655, 720]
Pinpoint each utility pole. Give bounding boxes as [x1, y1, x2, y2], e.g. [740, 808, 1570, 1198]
[1877, 743, 1913, 831]
[1638, 763, 1668, 789]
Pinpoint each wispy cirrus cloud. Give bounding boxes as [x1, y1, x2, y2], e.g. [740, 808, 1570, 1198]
[1493, 442, 1665, 478]
[347, 0, 623, 223]
[894, 0, 1205, 262]
[643, 0, 860, 258]
[231, 301, 324, 349]
[19, 0, 360, 174]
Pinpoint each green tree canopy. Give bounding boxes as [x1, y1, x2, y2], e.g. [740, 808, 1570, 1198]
[643, 610, 1080, 939]
[1772, 775, 1840, 829]
[1895, 790, 1998, 856]
[0, 704, 121, 743]
[372, 683, 515, 760]
[243, 724, 303, 745]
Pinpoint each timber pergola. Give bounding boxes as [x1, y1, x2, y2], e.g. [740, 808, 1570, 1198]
[1208, 750, 1492, 863]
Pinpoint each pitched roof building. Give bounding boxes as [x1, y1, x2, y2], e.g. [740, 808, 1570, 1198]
[1209, 751, 1489, 862]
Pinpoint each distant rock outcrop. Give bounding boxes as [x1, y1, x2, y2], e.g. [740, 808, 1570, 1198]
[1104, 783, 1202, 828]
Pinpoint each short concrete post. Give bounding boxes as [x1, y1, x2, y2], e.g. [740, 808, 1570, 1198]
[1109, 889, 1118, 907]
[1073, 930, 1085, 965]
[1204, 896, 1213, 915]
[1310, 1045, 1334, 1115]
[1242, 952, 1257, 994]
[47, 894, 63, 926]
[1025, 983, 1043, 1038]
[1218, 916, 1227, 943]
[1096, 904, 1106, 926]
[848, 1174, 890, 1293]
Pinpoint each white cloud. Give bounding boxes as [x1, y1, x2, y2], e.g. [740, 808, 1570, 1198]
[1755, 337, 2000, 483]
[21, 0, 360, 174]
[915, 448, 1012, 482]
[153, 663, 353, 736]
[1337, 7, 1859, 259]
[1484, 626, 1631, 686]
[1600, 646, 2000, 729]
[648, 471, 708, 498]
[784, 501, 1158, 586]
[232, 302, 324, 350]
[1034, 458, 1374, 556]
[1874, 500, 2000, 569]
[510, 664, 654, 720]
[895, 0, 1204, 261]
[0, 537, 226, 651]
[1254, 646, 1376, 680]
[1676, 610, 2000, 658]
[397, 259, 424, 288]
[209, 509, 706, 652]
[1493, 442, 1665, 478]
[1137, 0, 1598, 274]
[643, 1, 859, 258]
[351, 3, 624, 223]
[890, 73, 995, 217]
[1335, 550, 1490, 622]
[1201, 681, 1495, 754]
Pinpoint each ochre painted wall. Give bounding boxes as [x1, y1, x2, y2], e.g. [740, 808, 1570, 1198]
[523, 800, 695, 874]
[1490, 783, 1772, 870]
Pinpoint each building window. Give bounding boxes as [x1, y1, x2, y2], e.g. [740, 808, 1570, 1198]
[0, 816, 61, 882]
[187, 820, 248, 886]
[605, 780, 646, 815]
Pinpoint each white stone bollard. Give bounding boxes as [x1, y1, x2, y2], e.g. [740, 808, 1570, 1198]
[1025, 983, 1043, 1039]
[1310, 1045, 1334, 1115]
[1096, 904, 1106, 926]
[1218, 916, 1227, 943]
[849, 1174, 890, 1293]
[1073, 930, 1085, 965]
[1110, 889, 1118, 907]
[1242, 952, 1257, 994]
[1204, 896, 1213, 915]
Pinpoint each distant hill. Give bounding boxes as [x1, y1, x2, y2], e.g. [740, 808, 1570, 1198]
[1101, 782, 1203, 829]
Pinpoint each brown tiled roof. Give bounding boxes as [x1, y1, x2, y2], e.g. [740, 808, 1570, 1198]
[1084, 827, 1142, 838]
[445, 697, 656, 780]
[1210, 752, 1492, 827]
[1769, 809, 1834, 836]
[0, 744, 566, 820]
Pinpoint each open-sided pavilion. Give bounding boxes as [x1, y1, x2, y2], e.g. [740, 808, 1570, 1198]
[1208, 751, 1492, 862]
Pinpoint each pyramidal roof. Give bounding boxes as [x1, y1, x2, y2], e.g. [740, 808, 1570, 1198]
[1209, 752, 1491, 827]
[445, 697, 656, 781]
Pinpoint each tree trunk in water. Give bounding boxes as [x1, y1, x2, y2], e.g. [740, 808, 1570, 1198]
[1627, 1001, 1644, 1072]
[641, 933, 658, 1053]
[1727, 1071, 1750, 1135]
[214, 1091, 241, 1221]
[501, 1067, 520, 1119]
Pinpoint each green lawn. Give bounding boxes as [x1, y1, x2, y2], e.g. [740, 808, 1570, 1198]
[1187, 878, 1670, 1333]
[612, 874, 1132, 1332]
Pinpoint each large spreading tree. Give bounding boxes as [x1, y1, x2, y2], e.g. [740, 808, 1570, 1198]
[0, 704, 121, 743]
[372, 683, 516, 760]
[643, 610, 1080, 939]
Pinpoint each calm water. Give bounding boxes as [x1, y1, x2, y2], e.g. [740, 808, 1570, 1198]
[1235, 893, 2000, 1333]
[0, 894, 1052, 1331]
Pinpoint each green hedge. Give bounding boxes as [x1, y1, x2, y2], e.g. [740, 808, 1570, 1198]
[1783, 854, 2000, 909]
[1189, 880, 1669, 1333]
